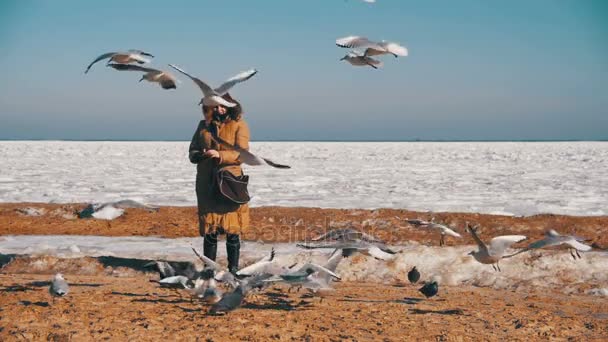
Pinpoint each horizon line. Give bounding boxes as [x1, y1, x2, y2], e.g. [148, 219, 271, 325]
[0, 139, 607, 143]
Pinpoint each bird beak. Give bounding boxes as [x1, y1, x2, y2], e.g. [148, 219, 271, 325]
[139, 76, 144, 82]
[339, 57, 346, 61]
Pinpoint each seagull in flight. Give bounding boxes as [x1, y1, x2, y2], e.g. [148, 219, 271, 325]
[467, 224, 527, 271]
[339, 51, 383, 69]
[407, 218, 462, 246]
[168, 64, 257, 107]
[336, 36, 408, 58]
[297, 228, 397, 260]
[107, 64, 178, 90]
[85, 50, 154, 74]
[506, 229, 592, 260]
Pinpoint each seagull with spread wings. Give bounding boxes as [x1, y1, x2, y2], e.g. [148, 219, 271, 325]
[467, 224, 527, 272]
[168, 64, 257, 107]
[85, 50, 154, 74]
[336, 36, 408, 58]
[107, 64, 178, 89]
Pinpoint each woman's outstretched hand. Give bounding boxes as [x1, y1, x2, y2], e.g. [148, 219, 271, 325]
[204, 149, 220, 159]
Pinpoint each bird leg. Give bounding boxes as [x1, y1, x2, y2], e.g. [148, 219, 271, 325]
[575, 249, 582, 259]
[492, 264, 498, 272]
[569, 249, 577, 260]
[496, 261, 501, 272]
[439, 235, 445, 247]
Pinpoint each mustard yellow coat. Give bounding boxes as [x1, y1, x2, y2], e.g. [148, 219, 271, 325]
[189, 117, 250, 235]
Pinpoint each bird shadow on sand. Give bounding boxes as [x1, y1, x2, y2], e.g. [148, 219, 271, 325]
[110, 291, 150, 297]
[132, 297, 191, 305]
[409, 308, 466, 316]
[19, 300, 50, 307]
[25, 281, 104, 288]
[339, 297, 445, 305]
[0, 284, 35, 292]
[241, 292, 314, 312]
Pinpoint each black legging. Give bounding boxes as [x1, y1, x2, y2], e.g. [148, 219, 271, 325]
[203, 231, 240, 273]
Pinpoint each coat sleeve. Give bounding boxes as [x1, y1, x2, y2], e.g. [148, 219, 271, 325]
[188, 121, 206, 164]
[218, 121, 250, 165]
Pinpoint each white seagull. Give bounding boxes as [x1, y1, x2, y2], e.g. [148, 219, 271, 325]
[168, 64, 257, 107]
[508, 229, 592, 260]
[85, 50, 154, 74]
[467, 224, 527, 272]
[297, 228, 397, 260]
[339, 51, 383, 69]
[336, 36, 408, 58]
[407, 218, 462, 246]
[107, 64, 178, 90]
[49, 273, 69, 303]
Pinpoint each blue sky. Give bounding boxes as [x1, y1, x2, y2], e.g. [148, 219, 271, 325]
[0, 0, 606, 140]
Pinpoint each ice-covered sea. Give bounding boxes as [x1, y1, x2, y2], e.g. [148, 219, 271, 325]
[0, 141, 607, 216]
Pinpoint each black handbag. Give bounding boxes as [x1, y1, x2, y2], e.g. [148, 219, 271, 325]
[214, 167, 251, 205]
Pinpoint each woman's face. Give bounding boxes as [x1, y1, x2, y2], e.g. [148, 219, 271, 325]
[215, 106, 227, 115]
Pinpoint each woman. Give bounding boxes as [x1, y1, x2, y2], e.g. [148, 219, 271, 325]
[189, 93, 250, 274]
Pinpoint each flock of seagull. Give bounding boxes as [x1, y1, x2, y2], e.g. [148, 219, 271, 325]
[48, 222, 594, 314]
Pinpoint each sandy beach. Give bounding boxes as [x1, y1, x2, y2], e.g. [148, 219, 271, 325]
[1, 203, 607, 340]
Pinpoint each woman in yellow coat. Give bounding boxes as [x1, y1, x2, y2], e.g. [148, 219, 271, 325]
[188, 93, 250, 273]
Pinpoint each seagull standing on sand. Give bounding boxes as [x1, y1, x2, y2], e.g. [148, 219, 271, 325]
[84, 50, 154, 73]
[336, 36, 408, 58]
[407, 218, 462, 246]
[507, 229, 592, 260]
[168, 64, 257, 107]
[297, 228, 397, 260]
[467, 224, 527, 272]
[49, 273, 69, 303]
[107, 64, 178, 89]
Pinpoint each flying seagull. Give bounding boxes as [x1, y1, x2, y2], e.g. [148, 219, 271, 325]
[297, 228, 397, 260]
[339, 51, 383, 69]
[336, 36, 408, 58]
[407, 218, 462, 246]
[467, 224, 527, 272]
[107, 64, 178, 89]
[208, 133, 291, 169]
[85, 50, 154, 74]
[168, 64, 257, 107]
[506, 229, 592, 260]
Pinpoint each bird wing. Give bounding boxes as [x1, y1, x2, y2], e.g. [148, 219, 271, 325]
[366, 246, 396, 261]
[214, 69, 258, 95]
[363, 56, 383, 68]
[336, 36, 381, 50]
[407, 219, 430, 227]
[563, 239, 592, 252]
[488, 235, 527, 255]
[191, 247, 222, 271]
[127, 49, 154, 57]
[85, 52, 117, 73]
[107, 63, 159, 73]
[300, 263, 341, 280]
[203, 95, 237, 108]
[380, 41, 408, 56]
[467, 227, 489, 252]
[433, 224, 461, 238]
[168, 64, 214, 96]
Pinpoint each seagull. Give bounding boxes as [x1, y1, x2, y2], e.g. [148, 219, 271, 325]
[107, 64, 178, 89]
[191, 247, 239, 288]
[188, 277, 223, 304]
[407, 266, 420, 284]
[49, 273, 69, 303]
[418, 281, 438, 298]
[507, 229, 592, 260]
[336, 36, 408, 58]
[297, 228, 397, 260]
[155, 275, 194, 289]
[236, 248, 290, 277]
[143, 260, 199, 279]
[208, 133, 291, 169]
[84, 50, 154, 74]
[262, 261, 341, 292]
[339, 51, 383, 69]
[407, 218, 462, 246]
[300, 250, 345, 297]
[208, 273, 272, 314]
[467, 224, 527, 272]
[168, 64, 257, 107]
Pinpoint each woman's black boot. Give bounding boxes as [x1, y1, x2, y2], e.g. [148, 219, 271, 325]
[203, 233, 218, 261]
[226, 233, 240, 274]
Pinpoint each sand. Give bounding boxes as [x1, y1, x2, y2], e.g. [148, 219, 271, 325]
[1, 203, 607, 341]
